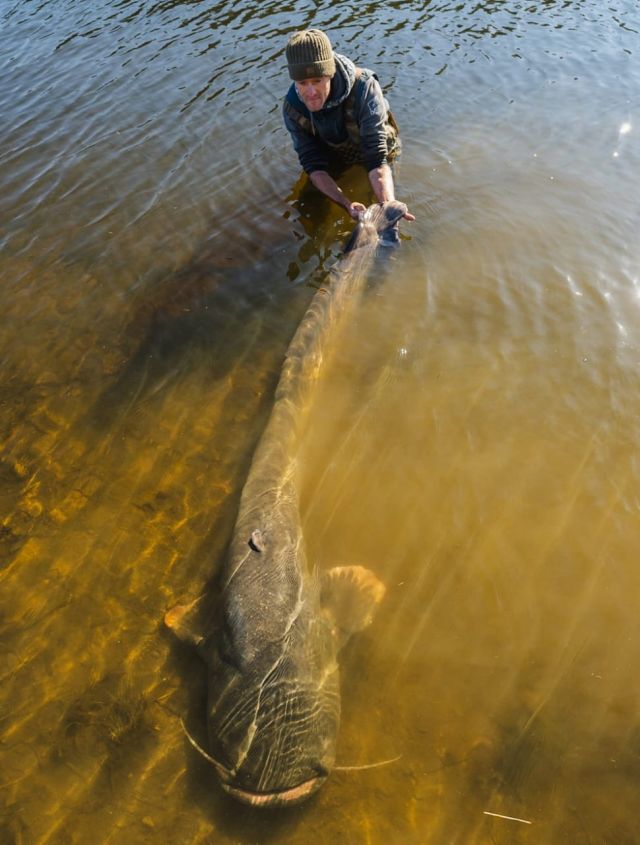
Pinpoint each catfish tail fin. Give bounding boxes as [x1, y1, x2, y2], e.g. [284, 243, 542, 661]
[364, 200, 407, 246]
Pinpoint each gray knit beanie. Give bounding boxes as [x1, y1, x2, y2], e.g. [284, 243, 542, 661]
[286, 29, 336, 81]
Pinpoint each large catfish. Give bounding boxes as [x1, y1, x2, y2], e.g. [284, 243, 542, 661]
[165, 201, 407, 807]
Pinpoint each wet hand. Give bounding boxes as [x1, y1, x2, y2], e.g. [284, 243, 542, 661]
[403, 209, 416, 222]
[347, 201, 367, 220]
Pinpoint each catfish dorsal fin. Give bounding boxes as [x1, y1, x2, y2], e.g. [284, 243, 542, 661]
[164, 596, 206, 646]
[321, 565, 386, 642]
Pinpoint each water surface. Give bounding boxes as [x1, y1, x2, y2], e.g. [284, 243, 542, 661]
[1, 1, 640, 843]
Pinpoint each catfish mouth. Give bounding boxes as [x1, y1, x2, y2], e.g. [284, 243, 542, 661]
[220, 773, 327, 807]
[180, 722, 328, 807]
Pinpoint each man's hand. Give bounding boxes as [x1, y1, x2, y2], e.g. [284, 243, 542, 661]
[346, 201, 367, 220]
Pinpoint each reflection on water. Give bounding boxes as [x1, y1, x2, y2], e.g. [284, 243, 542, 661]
[2, 0, 640, 842]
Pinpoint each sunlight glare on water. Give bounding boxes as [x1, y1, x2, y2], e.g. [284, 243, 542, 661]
[1, 0, 640, 843]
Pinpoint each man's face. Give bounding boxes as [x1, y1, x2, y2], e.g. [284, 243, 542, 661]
[295, 77, 331, 112]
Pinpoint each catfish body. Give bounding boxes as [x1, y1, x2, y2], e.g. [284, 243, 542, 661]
[165, 202, 406, 806]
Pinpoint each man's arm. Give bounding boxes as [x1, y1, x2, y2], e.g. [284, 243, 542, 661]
[283, 101, 364, 217]
[367, 162, 395, 204]
[311, 166, 414, 221]
[283, 99, 329, 175]
[309, 171, 366, 219]
[367, 164, 415, 221]
[358, 78, 415, 220]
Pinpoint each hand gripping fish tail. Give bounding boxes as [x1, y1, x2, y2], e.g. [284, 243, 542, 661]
[347, 200, 408, 252]
[367, 199, 407, 247]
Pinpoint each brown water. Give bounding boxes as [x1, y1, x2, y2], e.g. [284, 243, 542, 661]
[1, 1, 640, 843]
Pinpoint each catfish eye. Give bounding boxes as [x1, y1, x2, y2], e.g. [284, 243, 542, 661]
[248, 530, 265, 553]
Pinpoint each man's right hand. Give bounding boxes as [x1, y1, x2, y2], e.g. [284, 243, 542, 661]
[346, 201, 367, 220]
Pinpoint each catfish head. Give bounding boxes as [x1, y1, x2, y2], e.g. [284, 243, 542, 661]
[165, 529, 385, 808]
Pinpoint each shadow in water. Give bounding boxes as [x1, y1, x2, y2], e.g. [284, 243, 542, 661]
[51, 672, 153, 766]
[89, 242, 283, 430]
[85, 167, 378, 446]
[87, 169, 365, 432]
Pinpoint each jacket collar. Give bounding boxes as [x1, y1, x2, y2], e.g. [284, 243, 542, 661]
[325, 54, 357, 110]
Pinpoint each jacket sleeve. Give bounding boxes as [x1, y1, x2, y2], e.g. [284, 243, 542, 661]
[356, 76, 390, 172]
[282, 103, 330, 174]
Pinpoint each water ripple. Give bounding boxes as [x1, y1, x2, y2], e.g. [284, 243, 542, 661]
[2, 3, 640, 843]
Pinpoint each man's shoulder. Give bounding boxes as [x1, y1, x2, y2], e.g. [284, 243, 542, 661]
[351, 67, 385, 114]
[356, 66, 377, 80]
[355, 67, 380, 92]
[350, 67, 381, 99]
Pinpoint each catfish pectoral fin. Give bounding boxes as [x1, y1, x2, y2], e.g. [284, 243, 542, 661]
[321, 565, 386, 641]
[164, 596, 206, 646]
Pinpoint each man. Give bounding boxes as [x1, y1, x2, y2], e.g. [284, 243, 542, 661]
[283, 29, 415, 222]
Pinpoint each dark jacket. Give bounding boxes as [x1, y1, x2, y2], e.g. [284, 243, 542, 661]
[283, 54, 393, 174]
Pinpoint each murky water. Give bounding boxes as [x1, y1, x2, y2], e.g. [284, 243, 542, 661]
[2, 1, 639, 843]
